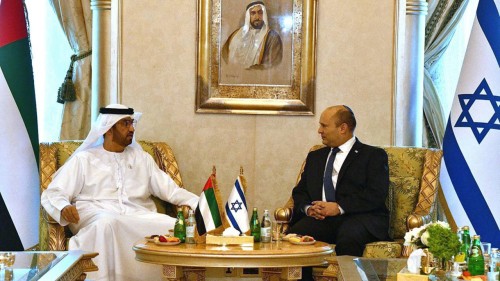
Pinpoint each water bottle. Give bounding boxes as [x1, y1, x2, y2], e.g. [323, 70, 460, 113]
[174, 210, 186, 242]
[468, 235, 485, 276]
[260, 209, 272, 243]
[185, 209, 196, 244]
[456, 226, 471, 263]
[250, 207, 261, 242]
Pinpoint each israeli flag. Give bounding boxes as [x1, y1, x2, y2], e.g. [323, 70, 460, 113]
[225, 176, 250, 234]
[440, 0, 500, 247]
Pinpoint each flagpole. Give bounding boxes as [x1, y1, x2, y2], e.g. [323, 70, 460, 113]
[240, 166, 246, 193]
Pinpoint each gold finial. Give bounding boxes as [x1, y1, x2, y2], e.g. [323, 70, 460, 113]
[240, 166, 244, 175]
[212, 165, 216, 175]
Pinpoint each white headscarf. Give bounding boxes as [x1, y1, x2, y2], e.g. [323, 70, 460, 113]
[73, 104, 143, 156]
[228, 2, 269, 68]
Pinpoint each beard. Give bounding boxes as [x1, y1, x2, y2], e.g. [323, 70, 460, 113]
[251, 20, 264, 29]
[112, 129, 133, 148]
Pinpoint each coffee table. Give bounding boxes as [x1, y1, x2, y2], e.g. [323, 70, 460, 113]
[0, 250, 98, 281]
[323, 256, 408, 281]
[133, 239, 333, 280]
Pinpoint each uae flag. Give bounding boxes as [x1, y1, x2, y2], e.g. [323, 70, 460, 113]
[194, 173, 224, 236]
[0, 0, 40, 250]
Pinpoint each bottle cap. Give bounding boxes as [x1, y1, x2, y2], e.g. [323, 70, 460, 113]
[472, 234, 480, 239]
[462, 226, 469, 230]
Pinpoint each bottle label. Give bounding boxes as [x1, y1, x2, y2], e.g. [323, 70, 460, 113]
[186, 226, 194, 237]
[471, 246, 480, 257]
[261, 227, 271, 242]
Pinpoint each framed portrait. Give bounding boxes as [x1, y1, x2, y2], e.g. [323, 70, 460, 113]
[196, 0, 317, 115]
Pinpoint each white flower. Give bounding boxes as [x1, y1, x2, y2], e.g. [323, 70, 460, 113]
[404, 232, 414, 246]
[403, 221, 450, 248]
[435, 221, 450, 229]
[420, 230, 430, 246]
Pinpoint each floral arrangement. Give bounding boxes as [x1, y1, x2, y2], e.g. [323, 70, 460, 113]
[404, 221, 461, 261]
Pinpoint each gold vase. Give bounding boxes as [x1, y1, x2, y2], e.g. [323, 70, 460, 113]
[433, 257, 452, 278]
[421, 248, 435, 275]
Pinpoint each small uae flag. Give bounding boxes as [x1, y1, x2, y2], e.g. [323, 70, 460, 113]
[194, 167, 225, 237]
[0, 0, 40, 250]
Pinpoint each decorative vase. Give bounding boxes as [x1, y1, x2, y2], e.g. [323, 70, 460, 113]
[421, 248, 435, 275]
[432, 257, 453, 280]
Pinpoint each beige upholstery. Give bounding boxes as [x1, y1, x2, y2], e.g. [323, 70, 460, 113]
[39, 140, 186, 251]
[275, 146, 443, 261]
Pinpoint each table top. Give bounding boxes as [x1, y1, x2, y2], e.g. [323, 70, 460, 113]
[0, 250, 91, 281]
[329, 256, 408, 281]
[133, 239, 333, 268]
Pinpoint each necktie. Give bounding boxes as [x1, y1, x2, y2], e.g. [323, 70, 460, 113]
[324, 147, 340, 202]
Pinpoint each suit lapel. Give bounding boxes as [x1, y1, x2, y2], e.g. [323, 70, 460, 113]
[337, 140, 363, 184]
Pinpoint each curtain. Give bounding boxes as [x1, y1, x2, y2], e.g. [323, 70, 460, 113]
[423, 0, 469, 148]
[49, 0, 92, 140]
[423, 0, 470, 222]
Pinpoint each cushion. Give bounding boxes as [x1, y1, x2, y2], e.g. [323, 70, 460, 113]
[363, 241, 403, 258]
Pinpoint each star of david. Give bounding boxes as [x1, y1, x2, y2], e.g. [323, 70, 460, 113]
[455, 78, 500, 144]
[230, 200, 243, 213]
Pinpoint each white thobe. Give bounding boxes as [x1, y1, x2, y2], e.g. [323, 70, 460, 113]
[41, 145, 199, 281]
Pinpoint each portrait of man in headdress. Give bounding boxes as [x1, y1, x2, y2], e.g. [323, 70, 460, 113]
[221, 1, 283, 70]
[219, 0, 292, 86]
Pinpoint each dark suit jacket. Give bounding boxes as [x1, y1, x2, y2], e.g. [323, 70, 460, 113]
[291, 140, 390, 240]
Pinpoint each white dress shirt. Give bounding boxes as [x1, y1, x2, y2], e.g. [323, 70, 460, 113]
[305, 135, 356, 215]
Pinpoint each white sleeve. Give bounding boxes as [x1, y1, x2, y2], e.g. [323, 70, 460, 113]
[40, 155, 84, 226]
[146, 154, 199, 210]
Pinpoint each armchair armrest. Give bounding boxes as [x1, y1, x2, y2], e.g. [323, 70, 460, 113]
[405, 149, 442, 231]
[274, 207, 293, 234]
[406, 213, 433, 230]
[40, 208, 68, 251]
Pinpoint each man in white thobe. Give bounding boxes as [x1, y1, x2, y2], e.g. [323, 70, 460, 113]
[41, 104, 199, 281]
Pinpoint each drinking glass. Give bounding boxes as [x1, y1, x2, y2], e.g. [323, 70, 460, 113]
[482, 242, 492, 255]
[273, 221, 286, 241]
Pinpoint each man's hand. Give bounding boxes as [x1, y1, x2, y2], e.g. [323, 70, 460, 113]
[61, 205, 80, 224]
[307, 201, 341, 219]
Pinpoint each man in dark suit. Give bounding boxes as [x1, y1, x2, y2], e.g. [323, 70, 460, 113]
[291, 105, 390, 273]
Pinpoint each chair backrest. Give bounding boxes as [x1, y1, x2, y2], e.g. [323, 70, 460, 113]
[39, 140, 184, 249]
[383, 147, 442, 240]
[283, 145, 442, 241]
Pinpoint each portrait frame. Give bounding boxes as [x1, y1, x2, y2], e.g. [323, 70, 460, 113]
[196, 0, 317, 115]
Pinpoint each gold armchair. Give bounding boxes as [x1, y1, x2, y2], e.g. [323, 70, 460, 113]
[275, 146, 443, 259]
[39, 140, 186, 251]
